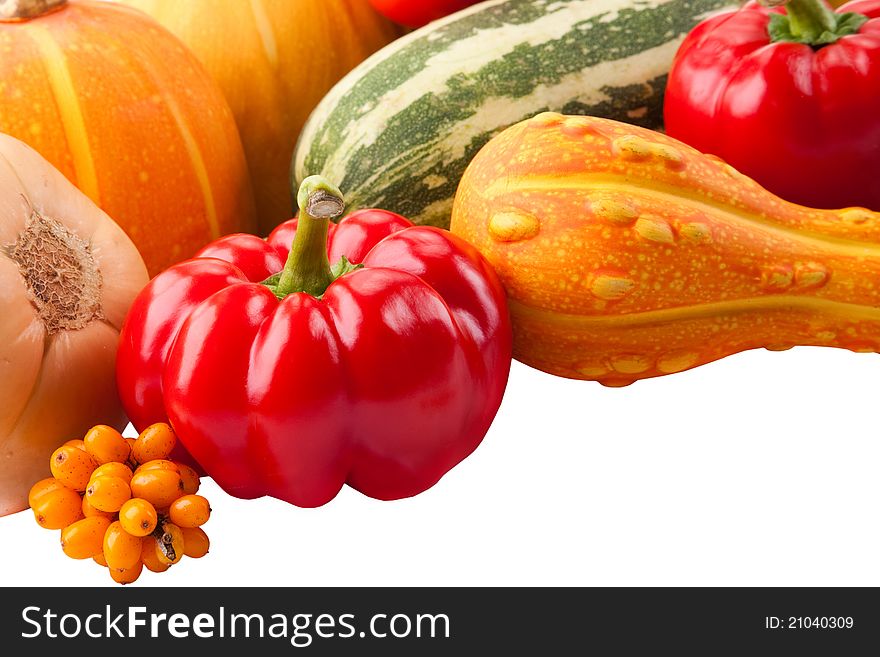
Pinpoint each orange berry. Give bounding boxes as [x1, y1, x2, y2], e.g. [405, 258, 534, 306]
[180, 527, 209, 558]
[28, 478, 64, 509]
[168, 495, 210, 528]
[61, 516, 112, 559]
[32, 487, 83, 530]
[119, 498, 157, 537]
[84, 425, 130, 465]
[85, 476, 131, 513]
[130, 469, 183, 508]
[93, 552, 108, 567]
[140, 537, 170, 573]
[177, 464, 200, 495]
[90, 462, 133, 484]
[134, 459, 179, 474]
[64, 439, 87, 451]
[132, 423, 176, 464]
[81, 496, 115, 519]
[155, 522, 185, 565]
[110, 561, 143, 585]
[50, 445, 97, 491]
[103, 521, 141, 570]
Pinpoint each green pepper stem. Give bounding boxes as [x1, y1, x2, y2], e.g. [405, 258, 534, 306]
[767, 0, 867, 46]
[275, 176, 345, 298]
[784, 0, 838, 40]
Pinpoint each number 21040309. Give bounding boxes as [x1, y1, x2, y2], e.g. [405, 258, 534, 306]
[765, 617, 854, 630]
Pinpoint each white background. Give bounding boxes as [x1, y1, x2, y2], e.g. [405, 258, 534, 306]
[2, 346, 878, 587]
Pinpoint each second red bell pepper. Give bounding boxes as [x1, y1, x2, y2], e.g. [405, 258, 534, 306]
[368, 0, 481, 28]
[664, 0, 880, 210]
[116, 177, 512, 507]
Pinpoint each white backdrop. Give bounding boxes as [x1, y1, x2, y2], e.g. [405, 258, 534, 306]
[2, 346, 878, 587]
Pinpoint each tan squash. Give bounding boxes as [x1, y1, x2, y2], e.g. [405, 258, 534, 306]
[451, 113, 880, 386]
[0, 0, 256, 275]
[0, 133, 148, 516]
[118, 0, 400, 232]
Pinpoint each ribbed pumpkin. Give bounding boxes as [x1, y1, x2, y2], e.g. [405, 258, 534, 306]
[451, 113, 880, 386]
[118, 0, 400, 233]
[0, 0, 256, 275]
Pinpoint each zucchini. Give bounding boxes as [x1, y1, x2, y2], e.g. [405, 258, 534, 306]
[293, 0, 734, 227]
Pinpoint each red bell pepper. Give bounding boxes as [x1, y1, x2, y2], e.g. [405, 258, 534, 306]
[368, 0, 481, 28]
[664, 0, 880, 210]
[116, 177, 512, 507]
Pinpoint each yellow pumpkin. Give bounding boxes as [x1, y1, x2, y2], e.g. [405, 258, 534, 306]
[0, 133, 148, 516]
[451, 113, 880, 386]
[118, 0, 400, 233]
[0, 0, 256, 275]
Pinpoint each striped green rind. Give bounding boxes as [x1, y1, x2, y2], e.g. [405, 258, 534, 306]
[293, 0, 734, 228]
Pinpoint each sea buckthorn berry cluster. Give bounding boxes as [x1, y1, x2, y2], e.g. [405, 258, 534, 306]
[28, 422, 210, 584]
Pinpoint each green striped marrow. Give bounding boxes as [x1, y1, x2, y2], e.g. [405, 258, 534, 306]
[293, 0, 734, 228]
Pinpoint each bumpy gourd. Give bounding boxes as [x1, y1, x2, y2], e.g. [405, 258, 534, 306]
[451, 113, 880, 386]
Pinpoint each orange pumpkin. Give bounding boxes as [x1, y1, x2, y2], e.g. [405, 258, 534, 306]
[117, 0, 400, 233]
[0, 133, 148, 516]
[451, 113, 880, 386]
[0, 0, 256, 275]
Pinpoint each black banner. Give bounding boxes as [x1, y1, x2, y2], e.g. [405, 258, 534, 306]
[0, 587, 876, 654]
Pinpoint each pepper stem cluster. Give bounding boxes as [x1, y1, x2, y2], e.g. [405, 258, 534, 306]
[267, 176, 360, 299]
[767, 0, 868, 46]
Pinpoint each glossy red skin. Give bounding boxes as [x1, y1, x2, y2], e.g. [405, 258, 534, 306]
[368, 0, 480, 28]
[664, 0, 880, 210]
[116, 210, 512, 507]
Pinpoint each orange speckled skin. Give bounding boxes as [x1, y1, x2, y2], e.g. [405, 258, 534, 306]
[0, 1, 256, 275]
[119, 0, 400, 234]
[450, 113, 880, 386]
